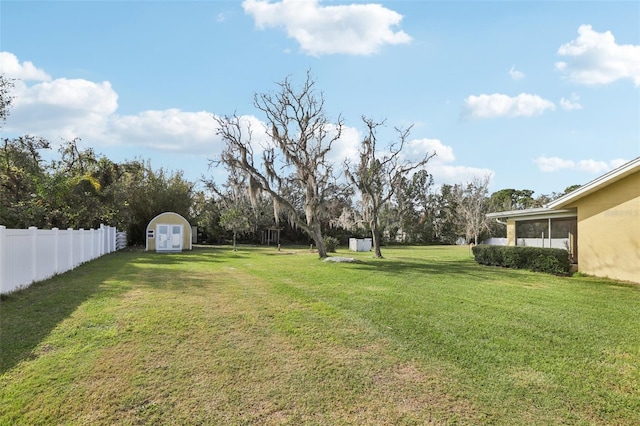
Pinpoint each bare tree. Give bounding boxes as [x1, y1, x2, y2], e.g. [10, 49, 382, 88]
[214, 72, 344, 258]
[207, 165, 274, 249]
[455, 175, 492, 245]
[345, 117, 435, 258]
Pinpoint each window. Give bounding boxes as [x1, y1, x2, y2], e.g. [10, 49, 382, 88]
[516, 219, 548, 238]
[516, 218, 577, 239]
[550, 218, 575, 238]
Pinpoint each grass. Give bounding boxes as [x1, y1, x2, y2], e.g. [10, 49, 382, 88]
[1, 245, 639, 424]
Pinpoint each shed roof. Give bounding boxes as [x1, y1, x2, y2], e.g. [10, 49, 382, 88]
[147, 211, 190, 225]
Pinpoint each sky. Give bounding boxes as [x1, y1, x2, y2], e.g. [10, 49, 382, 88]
[1, 0, 639, 197]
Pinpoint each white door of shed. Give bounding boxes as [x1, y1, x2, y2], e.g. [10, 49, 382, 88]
[157, 224, 183, 251]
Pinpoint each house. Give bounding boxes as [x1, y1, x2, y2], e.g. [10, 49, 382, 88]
[145, 212, 193, 252]
[487, 157, 640, 283]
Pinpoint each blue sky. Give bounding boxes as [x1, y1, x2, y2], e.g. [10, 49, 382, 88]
[1, 0, 639, 197]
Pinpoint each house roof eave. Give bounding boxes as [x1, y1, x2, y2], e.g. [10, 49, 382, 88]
[547, 157, 640, 209]
[486, 207, 577, 221]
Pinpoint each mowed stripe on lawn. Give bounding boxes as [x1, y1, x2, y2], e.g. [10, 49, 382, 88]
[1, 248, 479, 425]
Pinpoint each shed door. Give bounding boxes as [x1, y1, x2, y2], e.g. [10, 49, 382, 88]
[157, 224, 183, 251]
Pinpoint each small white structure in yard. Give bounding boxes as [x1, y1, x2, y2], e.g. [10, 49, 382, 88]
[349, 238, 372, 252]
[146, 212, 192, 252]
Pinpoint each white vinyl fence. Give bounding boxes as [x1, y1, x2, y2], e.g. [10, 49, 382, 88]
[482, 237, 569, 249]
[0, 225, 125, 295]
[517, 238, 570, 249]
[481, 238, 508, 246]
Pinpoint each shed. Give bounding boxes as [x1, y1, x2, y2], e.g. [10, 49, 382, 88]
[146, 212, 193, 252]
[349, 238, 372, 252]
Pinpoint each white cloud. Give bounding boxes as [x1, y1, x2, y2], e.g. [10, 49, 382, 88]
[15, 78, 117, 113]
[463, 93, 555, 119]
[0, 51, 51, 81]
[330, 128, 491, 186]
[404, 138, 454, 163]
[555, 25, 640, 86]
[534, 156, 627, 173]
[7, 77, 119, 141]
[326, 124, 361, 165]
[534, 156, 574, 172]
[402, 138, 493, 185]
[576, 159, 612, 173]
[609, 158, 631, 169]
[2, 53, 224, 154]
[433, 164, 494, 185]
[109, 109, 220, 152]
[242, 0, 411, 56]
[559, 93, 583, 111]
[509, 65, 525, 80]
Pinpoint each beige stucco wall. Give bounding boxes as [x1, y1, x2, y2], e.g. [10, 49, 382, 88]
[146, 212, 192, 251]
[506, 219, 516, 246]
[568, 171, 639, 283]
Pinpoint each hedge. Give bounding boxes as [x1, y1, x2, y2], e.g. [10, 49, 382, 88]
[472, 245, 572, 276]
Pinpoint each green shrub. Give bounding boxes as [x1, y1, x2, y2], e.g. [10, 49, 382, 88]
[500, 246, 524, 269]
[324, 236, 340, 253]
[472, 245, 572, 276]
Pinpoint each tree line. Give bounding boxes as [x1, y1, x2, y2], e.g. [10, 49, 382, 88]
[212, 72, 576, 258]
[1, 74, 574, 253]
[1, 76, 193, 245]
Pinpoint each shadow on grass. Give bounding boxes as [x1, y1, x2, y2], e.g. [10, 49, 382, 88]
[129, 248, 229, 266]
[0, 251, 149, 374]
[117, 246, 245, 293]
[344, 256, 539, 283]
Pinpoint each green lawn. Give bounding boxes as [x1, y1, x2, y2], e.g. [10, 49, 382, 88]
[1, 245, 639, 425]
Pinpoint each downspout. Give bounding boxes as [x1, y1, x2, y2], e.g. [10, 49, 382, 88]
[494, 218, 507, 226]
[494, 218, 508, 245]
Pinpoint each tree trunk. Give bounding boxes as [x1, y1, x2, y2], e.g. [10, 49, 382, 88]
[232, 231, 237, 251]
[311, 224, 327, 258]
[370, 220, 383, 258]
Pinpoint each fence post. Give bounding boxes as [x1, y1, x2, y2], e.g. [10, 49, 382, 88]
[53, 228, 59, 274]
[30, 226, 38, 284]
[99, 224, 105, 256]
[68, 228, 74, 268]
[79, 228, 85, 264]
[91, 228, 96, 260]
[0, 226, 5, 294]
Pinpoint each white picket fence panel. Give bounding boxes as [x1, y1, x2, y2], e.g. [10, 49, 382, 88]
[0, 224, 124, 295]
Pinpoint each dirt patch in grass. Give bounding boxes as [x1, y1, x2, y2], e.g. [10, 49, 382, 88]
[69, 342, 145, 423]
[365, 362, 479, 423]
